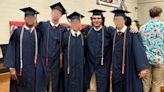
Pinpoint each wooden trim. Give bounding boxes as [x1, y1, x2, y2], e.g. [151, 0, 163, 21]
[0, 72, 10, 92]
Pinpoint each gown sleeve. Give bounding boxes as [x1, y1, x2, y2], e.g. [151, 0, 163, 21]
[132, 33, 149, 72]
[36, 22, 44, 37]
[3, 29, 18, 68]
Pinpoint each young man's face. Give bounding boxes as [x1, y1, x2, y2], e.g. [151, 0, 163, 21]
[24, 15, 36, 26]
[114, 16, 125, 29]
[70, 19, 81, 31]
[51, 9, 62, 21]
[91, 15, 103, 28]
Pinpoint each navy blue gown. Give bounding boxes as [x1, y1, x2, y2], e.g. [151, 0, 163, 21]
[4, 27, 38, 92]
[112, 28, 149, 92]
[82, 26, 114, 92]
[35, 21, 66, 92]
[63, 30, 84, 92]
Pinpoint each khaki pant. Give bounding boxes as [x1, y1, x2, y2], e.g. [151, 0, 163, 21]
[143, 64, 164, 92]
[89, 73, 97, 92]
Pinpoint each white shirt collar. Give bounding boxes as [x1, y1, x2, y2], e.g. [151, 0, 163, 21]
[24, 25, 35, 31]
[50, 21, 59, 27]
[71, 30, 81, 37]
[117, 26, 127, 33]
[93, 26, 103, 31]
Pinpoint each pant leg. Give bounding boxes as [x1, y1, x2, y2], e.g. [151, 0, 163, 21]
[59, 68, 64, 92]
[51, 70, 60, 92]
[10, 80, 18, 92]
[142, 65, 152, 92]
[95, 66, 110, 92]
[89, 72, 97, 91]
[36, 56, 50, 92]
[151, 64, 164, 92]
[112, 71, 126, 92]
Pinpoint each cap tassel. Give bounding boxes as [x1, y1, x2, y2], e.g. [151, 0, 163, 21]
[67, 67, 70, 75]
[19, 68, 23, 76]
[101, 57, 104, 65]
[110, 70, 113, 80]
[122, 64, 125, 74]
[60, 53, 63, 68]
[34, 56, 37, 67]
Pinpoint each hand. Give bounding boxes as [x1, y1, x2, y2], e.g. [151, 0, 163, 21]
[138, 69, 148, 78]
[130, 25, 139, 33]
[10, 68, 18, 80]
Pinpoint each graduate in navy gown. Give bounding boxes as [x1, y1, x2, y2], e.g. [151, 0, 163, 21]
[63, 12, 85, 92]
[35, 2, 67, 92]
[82, 9, 114, 92]
[110, 9, 149, 92]
[4, 7, 39, 92]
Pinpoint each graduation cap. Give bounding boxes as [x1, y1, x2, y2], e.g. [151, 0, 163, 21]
[67, 12, 84, 21]
[89, 9, 106, 16]
[111, 9, 130, 17]
[20, 7, 39, 16]
[50, 2, 66, 15]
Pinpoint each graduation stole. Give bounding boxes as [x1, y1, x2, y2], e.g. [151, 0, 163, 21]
[67, 29, 84, 75]
[46, 21, 63, 68]
[101, 27, 105, 65]
[110, 27, 128, 78]
[20, 26, 38, 76]
[0, 47, 3, 59]
[87, 26, 105, 66]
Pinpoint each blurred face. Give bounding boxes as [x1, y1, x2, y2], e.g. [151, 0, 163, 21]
[24, 15, 36, 26]
[91, 15, 103, 28]
[70, 19, 81, 32]
[51, 9, 62, 21]
[114, 16, 125, 29]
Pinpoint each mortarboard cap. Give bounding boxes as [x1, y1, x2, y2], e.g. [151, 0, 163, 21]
[20, 7, 39, 16]
[89, 9, 106, 16]
[67, 11, 84, 21]
[50, 2, 66, 15]
[111, 9, 130, 17]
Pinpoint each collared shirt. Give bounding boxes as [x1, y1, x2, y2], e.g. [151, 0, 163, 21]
[71, 30, 81, 37]
[141, 19, 164, 64]
[93, 26, 103, 31]
[117, 26, 127, 33]
[50, 21, 59, 27]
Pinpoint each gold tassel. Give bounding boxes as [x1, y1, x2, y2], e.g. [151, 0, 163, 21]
[67, 67, 70, 75]
[34, 56, 37, 65]
[101, 57, 104, 65]
[122, 64, 125, 74]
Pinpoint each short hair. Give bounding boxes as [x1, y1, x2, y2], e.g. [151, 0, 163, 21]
[90, 15, 105, 26]
[149, 6, 163, 18]
[125, 16, 132, 27]
[133, 20, 140, 29]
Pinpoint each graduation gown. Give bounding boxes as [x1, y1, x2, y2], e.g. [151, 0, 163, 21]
[4, 27, 38, 92]
[82, 26, 114, 92]
[63, 30, 85, 92]
[35, 21, 66, 92]
[112, 28, 149, 92]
